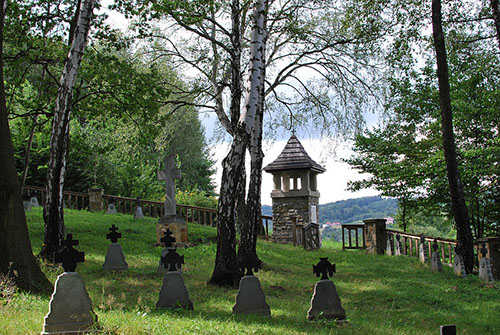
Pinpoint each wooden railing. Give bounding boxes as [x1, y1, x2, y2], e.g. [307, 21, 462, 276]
[24, 185, 272, 237]
[387, 229, 457, 266]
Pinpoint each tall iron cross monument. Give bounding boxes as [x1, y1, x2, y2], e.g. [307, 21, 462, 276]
[158, 154, 181, 217]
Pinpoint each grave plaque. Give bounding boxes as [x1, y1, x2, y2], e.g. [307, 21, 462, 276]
[233, 254, 270, 316]
[307, 257, 345, 321]
[431, 239, 443, 272]
[310, 205, 317, 224]
[103, 225, 128, 271]
[42, 234, 100, 334]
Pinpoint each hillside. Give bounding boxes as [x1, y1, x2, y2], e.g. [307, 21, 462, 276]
[262, 196, 398, 225]
[2, 208, 498, 334]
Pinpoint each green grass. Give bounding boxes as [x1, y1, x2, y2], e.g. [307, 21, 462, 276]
[1, 207, 499, 334]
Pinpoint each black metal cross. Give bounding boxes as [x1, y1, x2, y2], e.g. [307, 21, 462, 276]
[161, 249, 184, 272]
[420, 233, 425, 244]
[55, 234, 85, 272]
[396, 233, 401, 242]
[433, 239, 439, 252]
[313, 257, 336, 280]
[160, 229, 176, 248]
[106, 224, 122, 243]
[239, 253, 262, 276]
[480, 242, 488, 258]
[136, 196, 141, 206]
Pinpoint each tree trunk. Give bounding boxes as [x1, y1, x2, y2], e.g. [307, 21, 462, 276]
[209, 135, 247, 286]
[238, 0, 268, 259]
[40, 0, 95, 261]
[491, 0, 500, 51]
[0, 0, 52, 293]
[431, 0, 475, 274]
[20, 114, 38, 192]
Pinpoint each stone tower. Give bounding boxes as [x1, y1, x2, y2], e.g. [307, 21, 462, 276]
[263, 135, 325, 245]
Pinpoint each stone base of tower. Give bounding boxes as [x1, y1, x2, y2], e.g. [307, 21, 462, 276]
[271, 194, 319, 245]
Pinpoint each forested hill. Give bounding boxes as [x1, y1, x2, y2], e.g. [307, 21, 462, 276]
[262, 196, 398, 225]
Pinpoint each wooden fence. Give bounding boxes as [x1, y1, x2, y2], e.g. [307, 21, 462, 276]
[24, 185, 272, 237]
[387, 229, 459, 266]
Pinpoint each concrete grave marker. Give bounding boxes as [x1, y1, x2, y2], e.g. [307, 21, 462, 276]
[42, 234, 100, 334]
[453, 247, 467, 277]
[134, 197, 144, 219]
[156, 235, 193, 310]
[419, 234, 429, 263]
[431, 239, 443, 272]
[395, 233, 403, 256]
[103, 225, 128, 271]
[30, 196, 40, 207]
[478, 242, 494, 283]
[386, 234, 394, 256]
[106, 198, 117, 214]
[307, 257, 346, 321]
[233, 253, 270, 316]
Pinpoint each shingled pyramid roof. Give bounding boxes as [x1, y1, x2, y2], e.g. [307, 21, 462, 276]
[263, 135, 326, 173]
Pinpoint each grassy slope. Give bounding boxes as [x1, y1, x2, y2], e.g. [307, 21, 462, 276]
[1, 208, 499, 335]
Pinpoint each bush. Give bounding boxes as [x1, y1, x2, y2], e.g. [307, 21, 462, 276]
[175, 187, 218, 209]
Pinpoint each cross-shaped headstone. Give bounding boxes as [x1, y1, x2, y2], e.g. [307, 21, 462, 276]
[161, 249, 184, 272]
[158, 154, 181, 216]
[239, 253, 262, 276]
[55, 234, 85, 272]
[106, 224, 122, 243]
[136, 196, 141, 207]
[480, 242, 488, 258]
[160, 229, 176, 248]
[433, 239, 439, 252]
[313, 257, 336, 280]
[396, 233, 401, 242]
[420, 233, 425, 244]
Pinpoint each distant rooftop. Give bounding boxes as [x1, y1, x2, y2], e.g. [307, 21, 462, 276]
[263, 135, 326, 173]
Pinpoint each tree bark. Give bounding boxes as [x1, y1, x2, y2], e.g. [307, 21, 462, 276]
[491, 0, 500, 51]
[239, 0, 268, 259]
[431, 0, 475, 274]
[20, 114, 39, 192]
[0, 0, 52, 293]
[40, 0, 95, 261]
[210, 0, 264, 286]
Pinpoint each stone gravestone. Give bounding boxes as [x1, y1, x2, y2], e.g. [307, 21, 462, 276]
[156, 154, 188, 248]
[419, 234, 429, 264]
[134, 197, 144, 220]
[157, 229, 181, 273]
[307, 257, 346, 321]
[106, 198, 117, 214]
[386, 233, 394, 256]
[478, 242, 494, 283]
[431, 239, 443, 272]
[103, 225, 128, 271]
[30, 196, 40, 207]
[42, 234, 100, 334]
[155, 238, 193, 310]
[23, 192, 32, 212]
[394, 233, 403, 256]
[233, 253, 271, 316]
[453, 247, 467, 277]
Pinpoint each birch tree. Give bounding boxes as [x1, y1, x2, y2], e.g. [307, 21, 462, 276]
[40, 0, 95, 260]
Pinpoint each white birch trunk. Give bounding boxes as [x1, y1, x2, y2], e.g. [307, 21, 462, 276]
[492, 0, 500, 51]
[41, 0, 95, 260]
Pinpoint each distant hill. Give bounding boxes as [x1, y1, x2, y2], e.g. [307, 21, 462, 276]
[261, 196, 398, 225]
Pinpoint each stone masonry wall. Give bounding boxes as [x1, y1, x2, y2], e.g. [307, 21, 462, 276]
[271, 196, 319, 244]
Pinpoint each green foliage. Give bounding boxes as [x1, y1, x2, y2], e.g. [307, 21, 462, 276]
[176, 188, 218, 209]
[2, 208, 499, 334]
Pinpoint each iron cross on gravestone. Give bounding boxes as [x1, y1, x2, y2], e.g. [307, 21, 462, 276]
[162, 249, 184, 272]
[158, 154, 181, 217]
[106, 224, 122, 243]
[161, 229, 176, 248]
[55, 234, 85, 272]
[240, 253, 262, 276]
[313, 257, 336, 280]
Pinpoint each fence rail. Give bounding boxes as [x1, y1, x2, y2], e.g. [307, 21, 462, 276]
[24, 185, 272, 237]
[387, 229, 457, 266]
